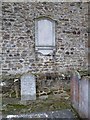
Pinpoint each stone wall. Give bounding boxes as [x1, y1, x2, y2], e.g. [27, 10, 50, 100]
[0, 1, 2, 76]
[1, 2, 88, 75]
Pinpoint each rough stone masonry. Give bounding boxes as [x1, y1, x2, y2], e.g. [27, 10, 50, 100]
[1, 2, 88, 75]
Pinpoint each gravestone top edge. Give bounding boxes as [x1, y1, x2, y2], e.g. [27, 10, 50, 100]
[21, 73, 35, 79]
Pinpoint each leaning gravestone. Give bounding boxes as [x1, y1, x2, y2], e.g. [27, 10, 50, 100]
[21, 73, 36, 101]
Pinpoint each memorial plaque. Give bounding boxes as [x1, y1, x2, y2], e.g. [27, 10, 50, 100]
[35, 18, 55, 55]
[21, 73, 36, 101]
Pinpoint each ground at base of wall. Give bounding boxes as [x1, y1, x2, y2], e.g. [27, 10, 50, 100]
[1, 94, 79, 120]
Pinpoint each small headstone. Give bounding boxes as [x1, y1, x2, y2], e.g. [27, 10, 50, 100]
[21, 73, 36, 101]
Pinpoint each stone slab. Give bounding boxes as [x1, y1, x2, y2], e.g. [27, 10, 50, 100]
[5, 109, 77, 119]
[21, 73, 36, 101]
[2, 0, 89, 2]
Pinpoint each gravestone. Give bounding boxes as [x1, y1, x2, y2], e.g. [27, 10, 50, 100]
[21, 73, 36, 101]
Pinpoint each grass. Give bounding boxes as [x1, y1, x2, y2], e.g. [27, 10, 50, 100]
[2, 94, 71, 115]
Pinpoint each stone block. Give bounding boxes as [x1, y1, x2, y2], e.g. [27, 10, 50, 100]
[21, 73, 36, 101]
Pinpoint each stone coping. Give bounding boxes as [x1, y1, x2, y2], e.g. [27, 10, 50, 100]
[1, 0, 90, 2]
